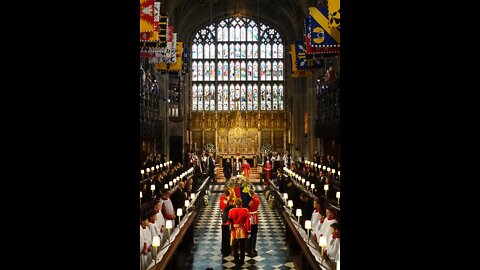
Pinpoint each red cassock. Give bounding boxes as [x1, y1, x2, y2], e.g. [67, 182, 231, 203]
[247, 195, 260, 232]
[228, 207, 250, 240]
[264, 163, 272, 180]
[220, 194, 229, 212]
[242, 163, 251, 178]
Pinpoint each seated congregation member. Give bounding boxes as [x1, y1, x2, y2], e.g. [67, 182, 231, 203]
[228, 198, 250, 266]
[220, 189, 235, 256]
[140, 209, 153, 270]
[248, 189, 260, 256]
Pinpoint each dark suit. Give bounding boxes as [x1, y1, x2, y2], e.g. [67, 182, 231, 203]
[223, 160, 232, 180]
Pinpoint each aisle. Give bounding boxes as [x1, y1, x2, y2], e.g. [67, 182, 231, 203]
[184, 187, 296, 270]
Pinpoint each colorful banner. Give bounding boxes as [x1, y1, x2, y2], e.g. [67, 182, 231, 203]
[154, 1, 161, 32]
[328, 0, 340, 30]
[158, 15, 168, 46]
[295, 41, 324, 70]
[290, 44, 312, 77]
[140, 0, 155, 33]
[308, 6, 340, 47]
[155, 42, 183, 71]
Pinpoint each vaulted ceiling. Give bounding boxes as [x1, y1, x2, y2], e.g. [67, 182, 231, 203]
[163, 0, 318, 46]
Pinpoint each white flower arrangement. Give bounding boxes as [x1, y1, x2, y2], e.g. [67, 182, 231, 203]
[204, 143, 216, 154]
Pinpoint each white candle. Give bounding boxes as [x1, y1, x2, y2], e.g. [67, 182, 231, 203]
[338, 170, 340, 176]
[319, 236, 327, 247]
[156, 165, 159, 170]
[165, 220, 173, 229]
[164, 184, 169, 189]
[177, 208, 183, 216]
[324, 184, 329, 191]
[306, 181, 310, 187]
[302, 178, 305, 184]
[151, 184, 155, 191]
[185, 200, 190, 207]
[160, 164, 163, 168]
[327, 167, 331, 172]
[152, 236, 160, 247]
[322, 166, 326, 170]
[283, 193, 288, 200]
[337, 260, 340, 270]
[332, 168, 336, 174]
[146, 168, 150, 173]
[151, 166, 155, 172]
[140, 191, 143, 198]
[311, 184, 315, 190]
[288, 200, 293, 207]
[296, 209, 302, 217]
[305, 220, 312, 230]
[191, 193, 196, 200]
[141, 169, 145, 175]
[336, 192, 340, 198]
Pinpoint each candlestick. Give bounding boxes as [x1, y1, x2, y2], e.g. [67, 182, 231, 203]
[152, 236, 160, 265]
[177, 208, 183, 226]
[296, 209, 302, 230]
[165, 220, 173, 244]
[336, 191, 340, 205]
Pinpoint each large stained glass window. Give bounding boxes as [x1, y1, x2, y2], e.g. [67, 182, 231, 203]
[192, 17, 284, 111]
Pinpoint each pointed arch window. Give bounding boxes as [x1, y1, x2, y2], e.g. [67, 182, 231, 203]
[191, 18, 284, 111]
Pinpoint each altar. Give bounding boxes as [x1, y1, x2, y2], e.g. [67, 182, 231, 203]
[219, 154, 257, 168]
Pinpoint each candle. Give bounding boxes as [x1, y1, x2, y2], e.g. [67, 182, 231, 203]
[151, 166, 155, 172]
[332, 168, 336, 174]
[302, 178, 305, 185]
[296, 209, 302, 217]
[169, 181, 173, 187]
[156, 165, 159, 170]
[140, 191, 143, 198]
[177, 208, 183, 217]
[319, 236, 327, 247]
[185, 200, 190, 207]
[337, 260, 340, 270]
[141, 169, 145, 175]
[191, 193, 196, 200]
[323, 166, 326, 170]
[152, 236, 160, 247]
[306, 180, 310, 187]
[305, 220, 312, 230]
[164, 184, 169, 189]
[283, 193, 288, 201]
[327, 167, 331, 172]
[336, 192, 340, 198]
[324, 184, 329, 191]
[160, 164, 163, 168]
[146, 168, 150, 173]
[166, 219, 172, 229]
[151, 184, 155, 191]
[288, 200, 293, 208]
[311, 184, 315, 190]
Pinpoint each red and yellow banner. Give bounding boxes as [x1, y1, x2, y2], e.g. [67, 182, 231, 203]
[140, 0, 155, 33]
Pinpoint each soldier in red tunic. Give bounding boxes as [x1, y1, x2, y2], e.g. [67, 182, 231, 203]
[247, 189, 260, 256]
[228, 198, 250, 266]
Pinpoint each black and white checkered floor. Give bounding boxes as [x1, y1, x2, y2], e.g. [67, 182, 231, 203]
[184, 184, 296, 270]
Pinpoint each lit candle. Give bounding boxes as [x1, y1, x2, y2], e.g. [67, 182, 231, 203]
[141, 169, 145, 175]
[332, 168, 336, 174]
[169, 181, 173, 187]
[319, 236, 327, 257]
[151, 166, 155, 172]
[337, 260, 340, 270]
[185, 200, 190, 208]
[146, 168, 150, 173]
[151, 184, 155, 191]
[177, 208, 183, 216]
[322, 166, 326, 170]
[165, 220, 173, 244]
[306, 180, 310, 187]
[164, 184, 169, 189]
[305, 220, 312, 230]
[288, 200, 293, 208]
[327, 167, 331, 172]
[140, 191, 143, 198]
[156, 165, 159, 170]
[296, 209, 302, 229]
[283, 193, 288, 201]
[152, 235, 160, 265]
[302, 178, 305, 185]
[311, 184, 315, 190]
[160, 164, 163, 169]
[191, 193, 196, 200]
[336, 191, 340, 205]
[165, 220, 173, 229]
[324, 184, 329, 197]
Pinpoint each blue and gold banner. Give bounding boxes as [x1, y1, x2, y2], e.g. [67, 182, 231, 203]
[295, 40, 323, 70]
[289, 44, 313, 77]
[307, 6, 340, 48]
